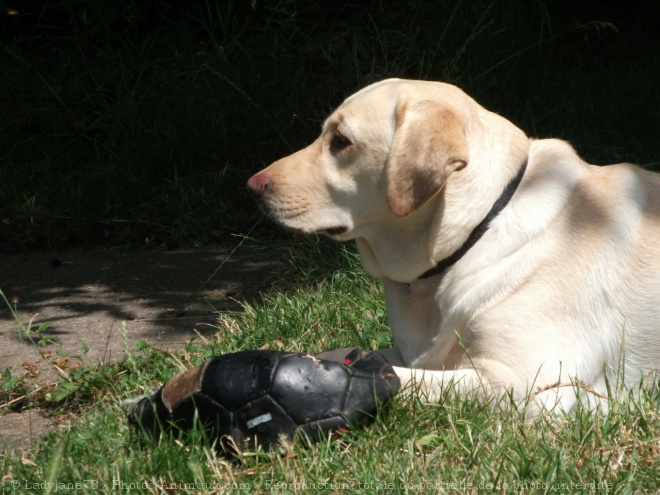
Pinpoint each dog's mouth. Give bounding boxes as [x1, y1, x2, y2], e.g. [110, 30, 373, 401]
[279, 223, 350, 239]
[259, 202, 350, 238]
[319, 226, 349, 237]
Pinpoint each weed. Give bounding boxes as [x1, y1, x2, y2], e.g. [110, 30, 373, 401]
[0, 289, 54, 346]
[0, 368, 28, 410]
[1, 0, 659, 251]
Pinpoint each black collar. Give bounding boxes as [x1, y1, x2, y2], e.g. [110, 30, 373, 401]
[417, 158, 528, 280]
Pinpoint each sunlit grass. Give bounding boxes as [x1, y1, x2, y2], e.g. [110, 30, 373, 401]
[1, 242, 659, 494]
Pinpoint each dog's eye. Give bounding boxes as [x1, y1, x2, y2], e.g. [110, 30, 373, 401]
[330, 130, 352, 153]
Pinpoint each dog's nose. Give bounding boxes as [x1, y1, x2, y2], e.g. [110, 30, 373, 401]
[247, 172, 270, 196]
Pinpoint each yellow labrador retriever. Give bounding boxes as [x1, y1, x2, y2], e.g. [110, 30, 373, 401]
[247, 78, 660, 414]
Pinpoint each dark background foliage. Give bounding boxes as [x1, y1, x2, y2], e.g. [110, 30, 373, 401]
[1, 0, 659, 252]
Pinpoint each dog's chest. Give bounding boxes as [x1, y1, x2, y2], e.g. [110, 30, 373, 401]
[383, 278, 471, 368]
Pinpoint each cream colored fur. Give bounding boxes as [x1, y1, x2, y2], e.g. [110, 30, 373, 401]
[247, 79, 660, 414]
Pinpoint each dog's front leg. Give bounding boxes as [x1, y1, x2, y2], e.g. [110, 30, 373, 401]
[373, 347, 491, 403]
[390, 366, 491, 403]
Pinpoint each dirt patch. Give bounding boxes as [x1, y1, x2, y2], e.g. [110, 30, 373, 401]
[0, 243, 289, 452]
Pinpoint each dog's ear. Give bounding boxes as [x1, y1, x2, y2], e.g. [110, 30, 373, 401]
[386, 99, 468, 217]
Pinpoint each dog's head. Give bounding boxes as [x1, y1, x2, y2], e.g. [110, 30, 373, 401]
[247, 79, 528, 281]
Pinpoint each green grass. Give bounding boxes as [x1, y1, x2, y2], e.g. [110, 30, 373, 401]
[2, 241, 659, 494]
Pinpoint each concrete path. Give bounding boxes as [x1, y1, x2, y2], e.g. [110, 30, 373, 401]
[0, 243, 288, 452]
